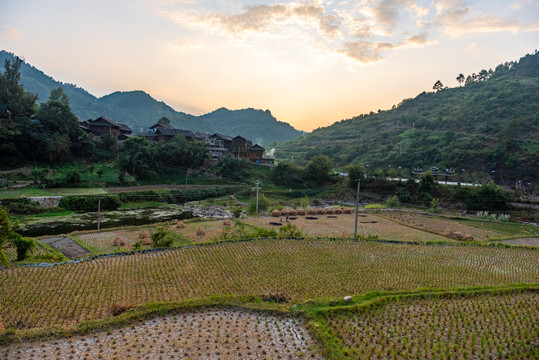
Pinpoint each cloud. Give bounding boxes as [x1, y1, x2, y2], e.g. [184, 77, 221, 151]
[433, 0, 528, 36]
[340, 31, 434, 62]
[163, 1, 439, 64]
[212, 2, 342, 37]
[0, 26, 20, 40]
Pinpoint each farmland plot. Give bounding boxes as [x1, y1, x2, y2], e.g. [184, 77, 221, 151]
[73, 220, 229, 254]
[1, 239, 537, 331]
[379, 211, 501, 240]
[244, 214, 451, 242]
[328, 290, 538, 359]
[1, 308, 321, 360]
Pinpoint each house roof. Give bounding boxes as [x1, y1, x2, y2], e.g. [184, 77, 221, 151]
[233, 135, 248, 141]
[209, 133, 233, 142]
[149, 122, 174, 130]
[248, 144, 265, 151]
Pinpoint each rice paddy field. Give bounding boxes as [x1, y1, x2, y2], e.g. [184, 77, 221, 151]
[1, 239, 537, 332]
[321, 289, 538, 360]
[2, 308, 321, 360]
[1, 209, 538, 359]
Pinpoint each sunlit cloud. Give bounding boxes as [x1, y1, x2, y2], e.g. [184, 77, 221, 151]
[340, 31, 434, 62]
[0, 26, 20, 40]
[433, 0, 529, 37]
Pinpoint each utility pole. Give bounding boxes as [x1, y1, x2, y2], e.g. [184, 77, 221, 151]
[255, 180, 260, 214]
[97, 197, 101, 231]
[185, 168, 190, 185]
[354, 179, 360, 242]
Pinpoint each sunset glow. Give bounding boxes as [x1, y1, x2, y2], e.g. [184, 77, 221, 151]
[1, 0, 537, 131]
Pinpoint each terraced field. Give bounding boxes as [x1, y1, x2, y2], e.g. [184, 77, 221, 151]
[324, 290, 538, 359]
[2, 308, 321, 360]
[1, 239, 537, 331]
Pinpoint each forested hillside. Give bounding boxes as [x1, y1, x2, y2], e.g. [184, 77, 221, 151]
[200, 107, 304, 145]
[0, 51, 303, 145]
[276, 52, 538, 182]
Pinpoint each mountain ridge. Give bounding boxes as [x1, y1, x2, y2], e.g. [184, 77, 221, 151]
[275, 51, 538, 182]
[0, 50, 304, 145]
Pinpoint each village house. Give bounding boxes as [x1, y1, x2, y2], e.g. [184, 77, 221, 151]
[144, 122, 206, 143]
[141, 123, 274, 166]
[80, 116, 133, 140]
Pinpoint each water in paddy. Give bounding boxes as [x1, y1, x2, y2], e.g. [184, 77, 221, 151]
[18, 207, 193, 237]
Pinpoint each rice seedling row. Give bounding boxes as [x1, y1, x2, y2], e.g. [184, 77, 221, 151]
[0, 239, 537, 331]
[327, 290, 538, 359]
[2, 308, 321, 360]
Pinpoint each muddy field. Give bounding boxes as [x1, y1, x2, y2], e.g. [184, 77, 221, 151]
[1, 308, 321, 360]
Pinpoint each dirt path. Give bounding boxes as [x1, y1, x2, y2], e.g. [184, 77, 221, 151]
[39, 236, 91, 259]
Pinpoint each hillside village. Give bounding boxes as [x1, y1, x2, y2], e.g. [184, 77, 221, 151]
[80, 116, 275, 166]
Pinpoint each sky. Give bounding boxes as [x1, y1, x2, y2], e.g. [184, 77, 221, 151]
[1, 0, 538, 131]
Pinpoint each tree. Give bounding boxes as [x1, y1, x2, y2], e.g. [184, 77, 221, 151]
[119, 136, 158, 180]
[157, 117, 171, 125]
[345, 163, 366, 188]
[305, 154, 333, 185]
[271, 161, 304, 187]
[419, 171, 435, 192]
[0, 57, 37, 119]
[433, 80, 444, 92]
[48, 86, 70, 106]
[456, 73, 465, 86]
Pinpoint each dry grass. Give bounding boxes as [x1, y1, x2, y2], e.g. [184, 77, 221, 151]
[380, 212, 502, 240]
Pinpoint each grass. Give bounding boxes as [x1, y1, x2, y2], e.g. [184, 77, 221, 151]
[457, 218, 539, 239]
[46, 187, 108, 196]
[0, 188, 54, 199]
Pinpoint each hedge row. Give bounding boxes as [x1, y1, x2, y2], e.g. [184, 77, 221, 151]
[59, 195, 121, 211]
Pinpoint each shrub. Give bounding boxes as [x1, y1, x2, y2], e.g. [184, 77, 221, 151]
[385, 195, 400, 208]
[11, 233, 35, 261]
[278, 223, 304, 238]
[59, 195, 121, 211]
[232, 207, 242, 218]
[247, 194, 269, 214]
[151, 223, 174, 248]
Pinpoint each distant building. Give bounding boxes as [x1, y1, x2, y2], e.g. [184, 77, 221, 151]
[144, 123, 206, 143]
[80, 116, 133, 140]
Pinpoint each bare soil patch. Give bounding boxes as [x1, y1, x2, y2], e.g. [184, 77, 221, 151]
[39, 236, 90, 259]
[2, 308, 321, 360]
[244, 214, 451, 241]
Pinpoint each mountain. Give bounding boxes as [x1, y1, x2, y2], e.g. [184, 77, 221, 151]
[0, 50, 303, 145]
[200, 107, 305, 145]
[275, 52, 539, 182]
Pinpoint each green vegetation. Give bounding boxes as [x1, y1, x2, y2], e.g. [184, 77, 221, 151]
[276, 51, 539, 183]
